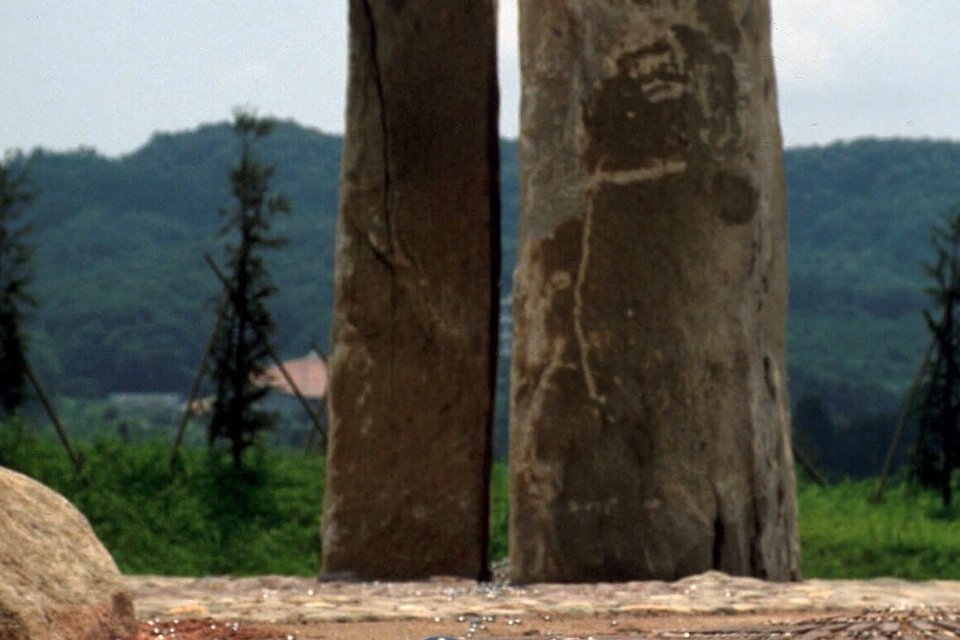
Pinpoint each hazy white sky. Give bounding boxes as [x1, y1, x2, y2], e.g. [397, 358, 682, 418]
[1, 1, 957, 157]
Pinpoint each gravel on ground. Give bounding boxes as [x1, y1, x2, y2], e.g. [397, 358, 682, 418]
[123, 571, 960, 640]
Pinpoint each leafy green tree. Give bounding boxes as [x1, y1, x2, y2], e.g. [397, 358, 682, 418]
[912, 210, 960, 506]
[207, 111, 291, 469]
[0, 152, 37, 414]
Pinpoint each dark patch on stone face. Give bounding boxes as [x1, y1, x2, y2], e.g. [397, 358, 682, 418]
[712, 515, 725, 568]
[581, 39, 694, 173]
[696, 0, 741, 50]
[739, 1, 765, 48]
[582, 26, 743, 176]
[671, 25, 741, 149]
[713, 171, 757, 225]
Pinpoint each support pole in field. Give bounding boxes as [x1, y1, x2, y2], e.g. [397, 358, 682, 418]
[168, 290, 228, 472]
[204, 256, 326, 449]
[24, 358, 83, 474]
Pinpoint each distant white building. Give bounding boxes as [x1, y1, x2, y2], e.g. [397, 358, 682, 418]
[109, 392, 182, 412]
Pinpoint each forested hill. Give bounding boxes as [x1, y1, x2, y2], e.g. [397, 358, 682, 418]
[11, 123, 960, 424]
[784, 139, 960, 417]
[18, 121, 343, 396]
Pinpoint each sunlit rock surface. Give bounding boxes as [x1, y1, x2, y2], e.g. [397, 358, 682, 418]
[0, 466, 137, 640]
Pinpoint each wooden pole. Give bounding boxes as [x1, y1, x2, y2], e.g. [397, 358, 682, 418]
[23, 358, 83, 474]
[168, 290, 229, 473]
[871, 338, 935, 503]
[792, 443, 827, 487]
[303, 341, 329, 454]
[203, 255, 327, 451]
[268, 354, 327, 453]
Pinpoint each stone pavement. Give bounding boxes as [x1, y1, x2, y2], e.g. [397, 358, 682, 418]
[125, 571, 960, 639]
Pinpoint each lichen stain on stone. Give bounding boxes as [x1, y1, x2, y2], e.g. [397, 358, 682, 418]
[713, 171, 757, 225]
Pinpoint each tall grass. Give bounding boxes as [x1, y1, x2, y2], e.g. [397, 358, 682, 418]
[0, 424, 325, 576]
[3, 423, 960, 579]
[798, 478, 960, 579]
[489, 460, 509, 561]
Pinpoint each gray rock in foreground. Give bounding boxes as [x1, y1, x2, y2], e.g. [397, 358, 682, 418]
[0, 466, 137, 640]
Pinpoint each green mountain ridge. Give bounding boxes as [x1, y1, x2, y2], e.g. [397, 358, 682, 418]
[9, 123, 958, 429]
[784, 138, 960, 418]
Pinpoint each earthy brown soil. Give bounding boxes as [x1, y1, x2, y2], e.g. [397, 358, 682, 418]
[122, 571, 960, 640]
[124, 610, 960, 640]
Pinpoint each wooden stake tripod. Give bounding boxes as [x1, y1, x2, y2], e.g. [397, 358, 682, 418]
[167, 255, 327, 472]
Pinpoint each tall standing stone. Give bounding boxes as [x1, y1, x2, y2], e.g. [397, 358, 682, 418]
[510, 0, 801, 583]
[321, 0, 500, 581]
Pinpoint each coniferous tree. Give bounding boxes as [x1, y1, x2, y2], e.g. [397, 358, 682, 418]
[0, 152, 37, 415]
[208, 111, 290, 468]
[912, 210, 960, 506]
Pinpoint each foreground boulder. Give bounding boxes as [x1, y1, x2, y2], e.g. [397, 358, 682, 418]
[0, 466, 137, 640]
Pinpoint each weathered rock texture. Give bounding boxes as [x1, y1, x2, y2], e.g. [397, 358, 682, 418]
[509, 0, 800, 583]
[0, 466, 137, 640]
[321, 0, 500, 580]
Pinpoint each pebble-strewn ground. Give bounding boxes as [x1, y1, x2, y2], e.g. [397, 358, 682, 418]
[124, 571, 960, 640]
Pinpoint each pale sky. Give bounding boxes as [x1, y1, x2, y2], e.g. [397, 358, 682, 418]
[1, 1, 957, 157]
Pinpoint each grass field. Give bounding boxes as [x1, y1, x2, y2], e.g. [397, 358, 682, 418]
[798, 479, 960, 579]
[2, 424, 960, 579]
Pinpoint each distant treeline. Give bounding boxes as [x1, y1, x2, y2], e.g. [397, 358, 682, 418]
[10, 125, 960, 476]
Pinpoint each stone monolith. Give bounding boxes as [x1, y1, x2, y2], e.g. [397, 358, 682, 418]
[0, 466, 138, 640]
[321, 0, 500, 580]
[509, 0, 801, 583]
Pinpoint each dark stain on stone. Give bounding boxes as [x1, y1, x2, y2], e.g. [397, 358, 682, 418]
[712, 514, 725, 568]
[581, 39, 692, 173]
[696, 0, 741, 50]
[740, 1, 765, 48]
[763, 354, 777, 399]
[671, 25, 741, 147]
[582, 24, 743, 176]
[713, 171, 757, 225]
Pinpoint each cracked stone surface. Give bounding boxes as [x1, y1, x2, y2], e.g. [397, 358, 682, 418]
[323, 0, 500, 581]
